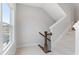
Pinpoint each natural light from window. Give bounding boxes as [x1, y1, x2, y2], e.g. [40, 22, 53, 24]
[2, 3, 11, 50]
[2, 3, 10, 24]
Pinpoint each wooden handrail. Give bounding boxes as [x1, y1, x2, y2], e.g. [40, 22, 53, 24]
[39, 32, 51, 41]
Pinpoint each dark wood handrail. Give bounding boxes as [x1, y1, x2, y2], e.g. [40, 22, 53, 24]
[39, 32, 51, 41]
[38, 31, 52, 53]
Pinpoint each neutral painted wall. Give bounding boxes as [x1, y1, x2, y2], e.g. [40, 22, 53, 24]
[59, 3, 74, 22]
[75, 29, 79, 55]
[74, 4, 79, 22]
[73, 21, 79, 55]
[16, 4, 55, 48]
[50, 3, 75, 49]
[22, 3, 44, 8]
[0, 3, 1, 17]
[42, 3, 65, 21]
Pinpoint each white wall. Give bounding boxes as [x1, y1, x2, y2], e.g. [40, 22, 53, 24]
[22, 3, 44, 8]
[42, 3, 65, 21]
[74, 4, 79, 22]
[59, 3, 74, 22]
[75, 29, 79, 55]
[0, 3, 1, 17]
[73, 21, 79, 55]
[50, 3, 75, 49]
[16, 4, 55, 48]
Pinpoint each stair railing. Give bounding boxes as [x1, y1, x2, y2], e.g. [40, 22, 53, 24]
[38, 31, 52, 53]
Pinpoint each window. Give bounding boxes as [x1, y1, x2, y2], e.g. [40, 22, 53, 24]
[0, 3, 2, 54]
[0, 3, 13, 53]
[2, 3, 11, 47]
[2, 3, 10, 24]
[0, 3, 14, 54]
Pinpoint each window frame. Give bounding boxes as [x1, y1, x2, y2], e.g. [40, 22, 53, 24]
[0, 3, 13, 53]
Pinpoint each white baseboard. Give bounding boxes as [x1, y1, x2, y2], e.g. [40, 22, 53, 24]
[51, 21, 74, 49]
